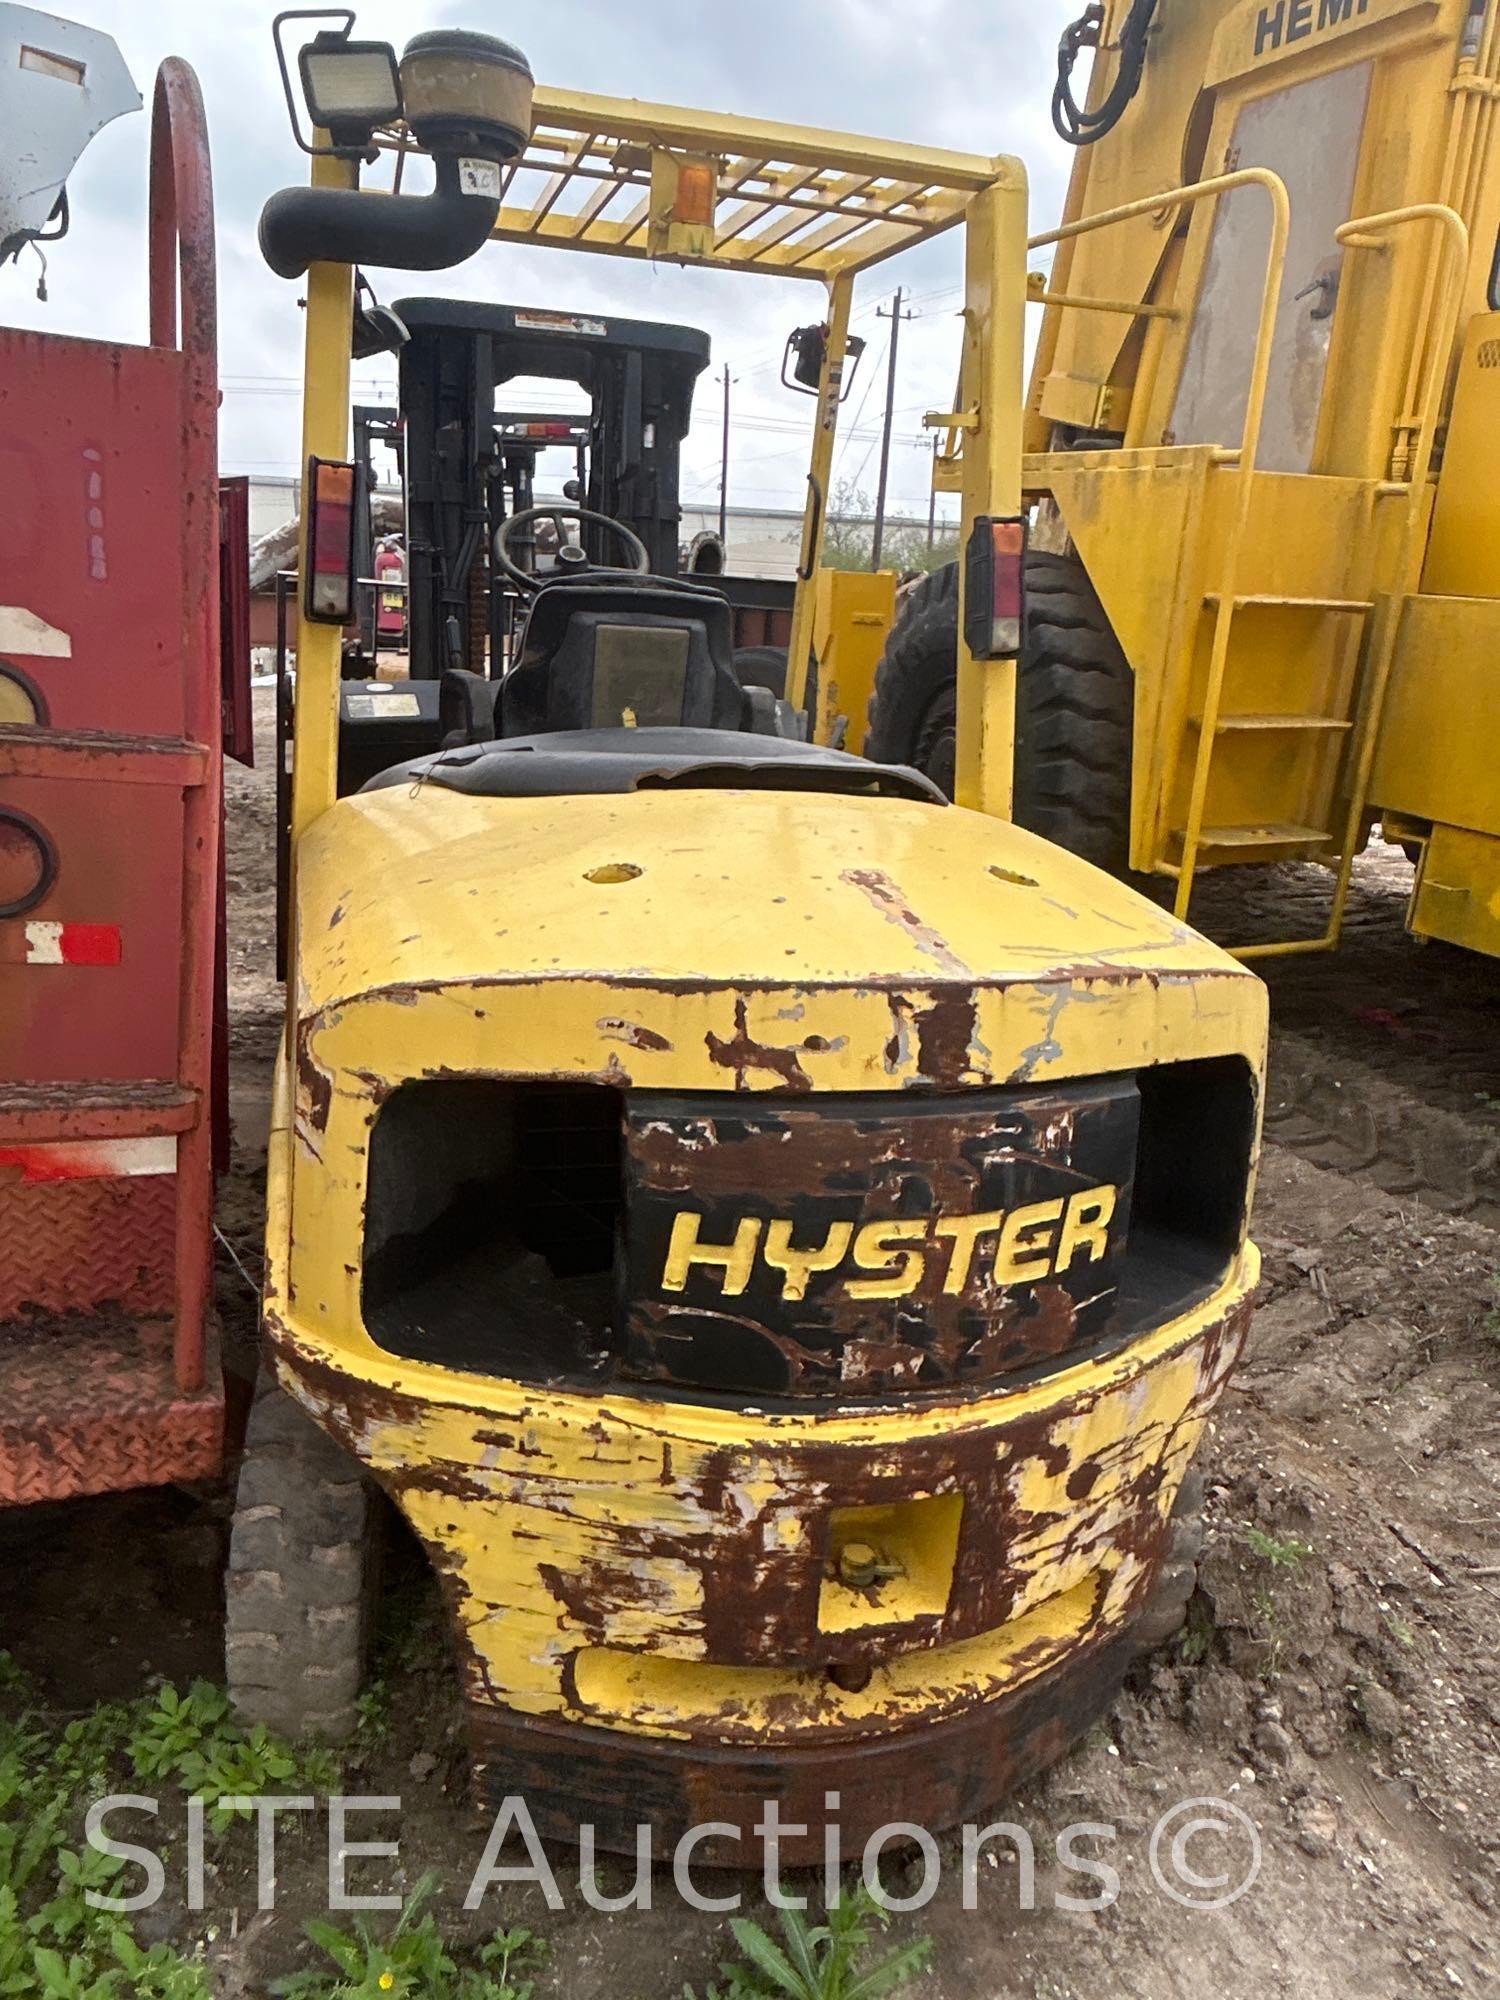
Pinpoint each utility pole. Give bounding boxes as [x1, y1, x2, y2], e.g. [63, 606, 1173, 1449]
[718, 363, 731, 545]
[870, 288, 913, 570]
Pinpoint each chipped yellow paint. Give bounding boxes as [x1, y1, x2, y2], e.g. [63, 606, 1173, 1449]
[262, 780, 1272, 1752]
[268, 1061, 1256, 1741]
[279, 786, 1265, 1353]
[570, 1574, 1103, 1743]
[818, 1492, 965, 1634]
[294, 784, 1242, 1009]
[267, 67, 1267, 1780]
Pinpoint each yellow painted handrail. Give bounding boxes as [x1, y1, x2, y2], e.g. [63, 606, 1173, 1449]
[1319, 206, 1468, 944]
[1031, 172, 1293, 913]
[1232, 202, 1471, 961]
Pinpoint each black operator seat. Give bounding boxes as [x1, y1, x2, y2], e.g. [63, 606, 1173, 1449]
[395, 569, 942, 803]
[499, 571, 750, 737]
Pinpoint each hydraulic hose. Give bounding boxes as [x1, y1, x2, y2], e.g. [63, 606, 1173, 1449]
[1052, 0, 1160, 147]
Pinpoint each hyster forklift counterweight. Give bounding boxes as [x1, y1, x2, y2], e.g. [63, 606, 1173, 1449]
[230, 16, 1267, 1858]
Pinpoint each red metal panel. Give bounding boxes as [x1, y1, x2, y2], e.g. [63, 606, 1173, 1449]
[151, 58, 221, 1402]
[0, 1176, 175, 1319]
[0, 1315, 222, 1504]
[219, 476, 254, 767]
[0, 772, 186, 1080]
[0, 58, 225, 1495]
[0, 335, 192, 740]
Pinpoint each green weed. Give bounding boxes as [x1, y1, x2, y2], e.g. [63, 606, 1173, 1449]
[0, 1668, 341, 1997]
[126, 1681, 337, 1831]
[0, 1680, 211, 1999]
[687, 1882, 931, 2000]
[1244, 1527, 1313, 1569]
[274, 1877, 546, 1999]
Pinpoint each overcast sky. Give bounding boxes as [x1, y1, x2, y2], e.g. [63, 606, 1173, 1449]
[5, 0, 1086, 521]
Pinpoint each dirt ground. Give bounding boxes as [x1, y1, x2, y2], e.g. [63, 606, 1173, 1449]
[3, 686, 1497, 1998]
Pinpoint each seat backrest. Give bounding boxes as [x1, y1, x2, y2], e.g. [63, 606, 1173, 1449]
[499, 573, 749, 737]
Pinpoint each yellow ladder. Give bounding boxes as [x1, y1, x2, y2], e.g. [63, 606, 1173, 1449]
[1169, 589, 1373, 869]
[1168, 205, 1469, 960]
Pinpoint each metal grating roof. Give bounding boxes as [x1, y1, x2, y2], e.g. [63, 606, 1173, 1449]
[464, 88, 1016, 282]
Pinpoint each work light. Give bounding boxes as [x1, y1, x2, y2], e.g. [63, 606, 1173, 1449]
[298, 30, 402, 152]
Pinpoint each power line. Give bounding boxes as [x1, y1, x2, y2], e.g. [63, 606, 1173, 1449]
[871, 289, 915, 569]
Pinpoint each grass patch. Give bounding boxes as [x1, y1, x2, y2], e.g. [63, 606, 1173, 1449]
[0, 1653, 339, 1997]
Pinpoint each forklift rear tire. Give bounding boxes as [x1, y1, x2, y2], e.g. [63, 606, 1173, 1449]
[225, 1374, 381, 1745]
[865, 553, 1134, 875]
[1130, 1465, 1207, 1656]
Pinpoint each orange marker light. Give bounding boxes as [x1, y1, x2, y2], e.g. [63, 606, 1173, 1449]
[672, 159, 717, 227]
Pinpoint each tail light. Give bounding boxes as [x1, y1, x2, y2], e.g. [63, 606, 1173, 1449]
[963, 515, 1027, 659]
[304, 457, 356, 624]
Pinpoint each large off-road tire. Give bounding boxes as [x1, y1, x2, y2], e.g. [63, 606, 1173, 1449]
[224, 1376, 380, 1744]
[863, 563, 961, 796]
[1129, 1465, 1207, 1656]
[864, 552, 1134, 874]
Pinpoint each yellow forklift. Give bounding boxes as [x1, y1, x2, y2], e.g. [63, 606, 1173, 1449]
[867, 0, 1500, 962]
[228, 15, 1266, 1858]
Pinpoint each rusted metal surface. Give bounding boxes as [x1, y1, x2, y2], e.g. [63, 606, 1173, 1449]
[0, 1176, 176, 1320]
[0, 1081, 197, 1142]
[841, 867, 972, 977]
[0, 729, 208, 787]
[705, 995, 816, 1092]
[468, 1622, 1138, 1863]
[272, 1274, 1251, 1845]
[0, 1315, 222, 1505]
[623, 1081, 1142, 1398]
[0, 56, 224, 1497]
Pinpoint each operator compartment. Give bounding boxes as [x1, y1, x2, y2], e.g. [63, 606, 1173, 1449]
[361, 1057, 1254, 1404]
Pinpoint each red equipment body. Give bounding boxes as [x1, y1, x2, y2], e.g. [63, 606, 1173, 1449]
[374, 542, 406, 639]
[0, 62, 225, 1503]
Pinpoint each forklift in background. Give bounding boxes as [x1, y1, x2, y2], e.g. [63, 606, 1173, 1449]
[329, 298, 798, 796]
[866, 0, 1500, 962]
[0, 8, 249, 1503]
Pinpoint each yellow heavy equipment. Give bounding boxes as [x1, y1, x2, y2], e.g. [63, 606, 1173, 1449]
[227, 15, 1265, 1860]
[865, 0, 1500, 960]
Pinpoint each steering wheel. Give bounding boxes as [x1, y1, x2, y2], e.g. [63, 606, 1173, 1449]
[494, 504, 651, 593]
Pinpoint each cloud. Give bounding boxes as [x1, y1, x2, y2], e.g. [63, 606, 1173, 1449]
[3, 0, 1084, 515]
